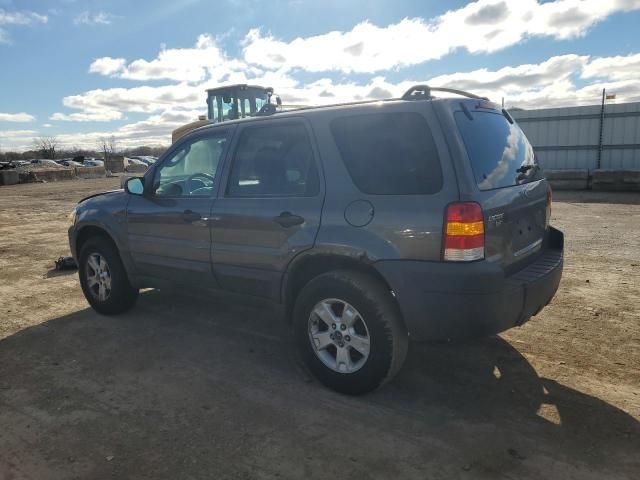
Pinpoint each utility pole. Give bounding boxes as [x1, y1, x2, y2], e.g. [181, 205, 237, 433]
[597, 88, 606, 170]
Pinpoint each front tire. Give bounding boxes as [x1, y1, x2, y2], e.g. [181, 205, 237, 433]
[293, 270, 408, 395]
[79, 236, 138, 315]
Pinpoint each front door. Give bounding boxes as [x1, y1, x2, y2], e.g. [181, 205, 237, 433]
[126, 128, 232, 286]
[210, 119, 324, 300]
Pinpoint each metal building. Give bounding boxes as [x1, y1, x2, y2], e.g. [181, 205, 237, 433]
[510, 101, 640, 170]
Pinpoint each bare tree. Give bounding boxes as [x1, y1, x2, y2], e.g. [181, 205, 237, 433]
[33, 136, 59, 159]
[98, 135, 118, 162]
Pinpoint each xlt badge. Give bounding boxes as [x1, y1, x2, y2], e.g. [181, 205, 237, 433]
[488, 213, 505, 227]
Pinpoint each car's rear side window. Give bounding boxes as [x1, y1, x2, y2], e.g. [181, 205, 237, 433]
[227, 122, 320, 197]
[454, 110, 541, 191]
[330, 112, 443, 195]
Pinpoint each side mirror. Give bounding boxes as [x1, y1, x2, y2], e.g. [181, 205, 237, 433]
[276, 96, 282, 107]
[125, 177, 144, 195]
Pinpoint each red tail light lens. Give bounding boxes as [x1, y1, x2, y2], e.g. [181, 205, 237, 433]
[444, 202, 484, 262]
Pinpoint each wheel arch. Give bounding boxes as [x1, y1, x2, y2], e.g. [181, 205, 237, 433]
[282, 252, 402, 325]
[75, 224, 119, 258]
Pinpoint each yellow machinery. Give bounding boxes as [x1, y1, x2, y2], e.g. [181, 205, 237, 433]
[171, 84, 277, 143]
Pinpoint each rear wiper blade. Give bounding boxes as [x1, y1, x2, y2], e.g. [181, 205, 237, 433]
[460, 102, 473, 120]
[516, 164, 537, 174]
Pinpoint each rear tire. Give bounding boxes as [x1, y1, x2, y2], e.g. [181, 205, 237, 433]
[79, 236, 138, 315]
[293, 270, 408, 395]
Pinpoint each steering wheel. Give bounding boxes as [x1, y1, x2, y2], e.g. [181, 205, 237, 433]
[186, 172, 215, 194]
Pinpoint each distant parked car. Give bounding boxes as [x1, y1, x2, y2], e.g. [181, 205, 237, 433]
[62, 160, 83, 167]
[84, 159, 104, 167]
[125, 159, 148, 173]
[130, 156, 156, 166]
[32, 159, 61, 167]
[126, 158, 146, 166]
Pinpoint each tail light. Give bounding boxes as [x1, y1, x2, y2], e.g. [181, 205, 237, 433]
[443, 202, 484, 262]
[545, 187, 552, 229]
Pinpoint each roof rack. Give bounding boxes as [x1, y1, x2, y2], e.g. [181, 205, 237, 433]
[205, 84, 272, 94]
[402, 85, 489, 101]
[271, 98, 399, 114]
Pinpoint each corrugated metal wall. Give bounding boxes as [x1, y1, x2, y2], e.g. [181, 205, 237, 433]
[510, 101, 640, 170]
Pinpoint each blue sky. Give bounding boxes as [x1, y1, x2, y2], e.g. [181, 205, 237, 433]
[1, 0, 639, 150]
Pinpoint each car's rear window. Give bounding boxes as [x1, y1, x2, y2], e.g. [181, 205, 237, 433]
[454, 110, 541, 191]
[330, 112, 443, 195]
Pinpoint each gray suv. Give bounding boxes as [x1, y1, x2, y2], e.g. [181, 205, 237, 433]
[68, 86, 563, 394]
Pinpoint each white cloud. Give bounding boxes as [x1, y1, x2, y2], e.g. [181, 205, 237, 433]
[42, 123, 52, 128]
[263, 54, 640, 109]
[0, 9, 48, 25]
[89, 34, 247, 82]
[243, 0, 640, 74]
[46, 49, 640, 149]
[21, 51, 640, 152]
[33, 110, 203, 151]
[0, 112, 35, 122]
[53, 82, 203, 122]
[73, 11, 114, 26]
[0, 130, 38, 149]
[0, 129, 37, 137]
[424, 54, 589, 103]
[0, 8, 48, 44]
[57, 64, 305, 124]
[581, 52, 640, 81]
[29, 0, 640, 152]
[87, 1, 640, 84]
[116, 110, 204, 139]
[50, 110, 123, 122]
[85, 1, 640, 87]
[89, 57, 126, 76]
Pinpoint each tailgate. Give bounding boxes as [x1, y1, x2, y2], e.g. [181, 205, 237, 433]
[453, 102, 550, 269]
[481, 181, 549, 269]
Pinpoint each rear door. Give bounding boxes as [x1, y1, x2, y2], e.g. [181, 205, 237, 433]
[210, 118, 324, 300]
[323, 104, 457, 262]
[451, 101, 549, 270]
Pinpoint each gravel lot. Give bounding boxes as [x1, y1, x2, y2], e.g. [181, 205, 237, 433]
[0, 178, 638, 479]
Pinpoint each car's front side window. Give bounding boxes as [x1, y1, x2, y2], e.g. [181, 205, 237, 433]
[153, 132, 228, 197]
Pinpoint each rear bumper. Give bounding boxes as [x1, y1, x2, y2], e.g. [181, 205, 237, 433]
[375, 227, 564, 341]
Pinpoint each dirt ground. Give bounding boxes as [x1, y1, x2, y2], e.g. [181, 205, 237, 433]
[0, 178, 638, 480]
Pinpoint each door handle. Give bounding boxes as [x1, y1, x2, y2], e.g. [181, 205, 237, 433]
[182, 209, 202, 223]
[274, 211, 304, 228]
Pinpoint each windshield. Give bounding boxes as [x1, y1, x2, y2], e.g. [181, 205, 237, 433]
[455, 110, 541, 190]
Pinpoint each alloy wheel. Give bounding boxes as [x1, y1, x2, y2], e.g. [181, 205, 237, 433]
[308, 298, 371, 373]
[85, 253, 112, 302]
